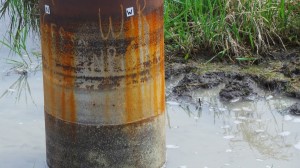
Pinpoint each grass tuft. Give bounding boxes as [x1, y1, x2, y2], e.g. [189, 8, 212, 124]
[0, 0, 39, 57]
[165, 0, 300, 61]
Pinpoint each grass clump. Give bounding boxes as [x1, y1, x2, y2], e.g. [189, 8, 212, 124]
[165, 0, 300, 61]
[1, 0, 299, 62]
[0, 0, 39, 58]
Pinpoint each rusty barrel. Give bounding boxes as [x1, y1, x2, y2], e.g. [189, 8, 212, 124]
[39, 0, 165, 167]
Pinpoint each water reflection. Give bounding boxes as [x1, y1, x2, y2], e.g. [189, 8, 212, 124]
[0, 74, 35, 103]
[0, 54, 41, 103]
[0, 69, 45, 168]
[166, 82, 300, 167]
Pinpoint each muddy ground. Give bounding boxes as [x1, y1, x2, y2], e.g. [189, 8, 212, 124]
[165, 47, 300, 116]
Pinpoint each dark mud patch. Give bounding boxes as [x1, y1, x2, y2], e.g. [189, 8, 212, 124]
[278, 51, 300, 78]
[166, 65, 299, 102]
[288, 103, 300, 116]
[168, 72, 264, 102]
[172, 72, 224, 96]
[165, 63, 195, 80]
[219, 77, 258, 101]
[165, 48, 300, 101]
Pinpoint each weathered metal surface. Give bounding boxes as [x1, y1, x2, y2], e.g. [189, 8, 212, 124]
[45, 112, 165, 168]
[40, 0, 165, 167]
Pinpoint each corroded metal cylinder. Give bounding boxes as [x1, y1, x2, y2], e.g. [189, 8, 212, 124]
[39, 0, 165, 167]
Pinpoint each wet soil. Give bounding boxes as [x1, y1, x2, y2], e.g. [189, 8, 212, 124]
[165, 48, 300, 109]
[288, 103, 300, 115]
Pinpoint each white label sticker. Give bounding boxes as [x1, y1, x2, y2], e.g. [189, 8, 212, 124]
[126, 7, 134, 17]
[45, 5, 50, 14]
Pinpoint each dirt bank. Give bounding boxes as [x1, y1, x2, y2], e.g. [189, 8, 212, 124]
[165, 48, 300, 114]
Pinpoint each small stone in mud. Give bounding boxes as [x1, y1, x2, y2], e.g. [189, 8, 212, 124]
[219, 77, 258, 102]
[288, 103, 300, 116]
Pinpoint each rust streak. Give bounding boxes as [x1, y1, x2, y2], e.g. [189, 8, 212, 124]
[136, 7, 144, 121]
[46, 24, 56, 116]
[60, 29, 77, 122]
[124, 5, 164, 122]
[125, 16, 140, 123]
[61, 89, 66, 119]
[104, 94, 111, 123]
[69, 91, 76, 122]
[42, 22, 77, 123]
[159, 35, 165, 114]
[147, 10, 159, 116]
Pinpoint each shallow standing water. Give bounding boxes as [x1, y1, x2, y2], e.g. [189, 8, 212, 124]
[165, 76, 300, 168]
[1, 26, 300, 168]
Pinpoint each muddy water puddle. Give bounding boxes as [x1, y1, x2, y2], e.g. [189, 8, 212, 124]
[165, 76, 300, 168]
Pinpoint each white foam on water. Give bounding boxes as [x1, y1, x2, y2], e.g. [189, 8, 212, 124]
[232, 108, 242, 112]
[238, 116, 248, 120]
[242, 107, 252, 112]
[266, 95, 273, 100]
[279, 131, 291, 137]
[230, 98, 240, 103]
[167, 145, 180, 149]
[294, 142, 300, 150]
[226, 149, 232, 153]
[284, 115, 293, 121]
[8, 89, 16, 92]
[219, 108, 227, 112]
[221, 125, 230, 129]
[234, 120, 243, 125]
[255, 129, 265, 133]
[167, 101, 180, 106]
[223, 135, 235, 140]
[293, 118, 300, 123]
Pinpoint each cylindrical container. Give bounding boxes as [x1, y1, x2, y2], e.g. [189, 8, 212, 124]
[39, 0, 165, 167]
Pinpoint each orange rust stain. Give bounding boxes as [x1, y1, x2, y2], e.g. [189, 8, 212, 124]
[61, 89, 66, 119]
[147, 10, 164, 116]
[152, 10, 159, 116]
[69, 91, 76, 122]
[59, 29, 77, 122]
[41, 24, 56, 116]
[135, 15, 143, 119]
[104, 94, 111, 123]
[124, 9, 164, 123]
[159, 30, 165, 114]
[41, 23, 77, 123]
[124, 16, 141, 123]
